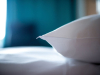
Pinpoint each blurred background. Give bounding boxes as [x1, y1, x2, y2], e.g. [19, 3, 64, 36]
[0, 0, 99, 47]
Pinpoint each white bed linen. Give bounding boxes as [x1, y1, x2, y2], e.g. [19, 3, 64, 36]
[0, 46, 100, 75]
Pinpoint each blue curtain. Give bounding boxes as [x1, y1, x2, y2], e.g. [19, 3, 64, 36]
[4, 0, 76, 47]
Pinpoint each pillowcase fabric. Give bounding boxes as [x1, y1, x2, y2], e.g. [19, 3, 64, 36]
[39, 14, 100, 63]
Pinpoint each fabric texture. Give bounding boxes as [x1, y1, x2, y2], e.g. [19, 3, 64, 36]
[0, 47, 100, 75]
[0, 47, 66, 75]
[40, 14, 100, 63]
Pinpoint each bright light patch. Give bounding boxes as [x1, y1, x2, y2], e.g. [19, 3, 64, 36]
[0, 0, 7, 40]
[96, 0, 100, 14]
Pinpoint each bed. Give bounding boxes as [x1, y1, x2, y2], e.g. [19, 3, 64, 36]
[0, 46, 100, 75]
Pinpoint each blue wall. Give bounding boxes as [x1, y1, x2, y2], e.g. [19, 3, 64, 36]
[5, 0, 76, 47]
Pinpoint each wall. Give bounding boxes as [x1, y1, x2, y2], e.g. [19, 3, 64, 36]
[5, 0, 76, 47]
[76, 0, 86, 18]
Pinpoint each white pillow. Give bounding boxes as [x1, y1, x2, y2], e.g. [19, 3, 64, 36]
[39, 14, 100, 63]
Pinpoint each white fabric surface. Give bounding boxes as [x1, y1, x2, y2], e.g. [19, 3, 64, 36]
[40, 14, 100, 63]
[0, 47, 100, 75]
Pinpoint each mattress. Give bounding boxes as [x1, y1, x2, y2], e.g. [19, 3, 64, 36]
[0, 46, 100, 75]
